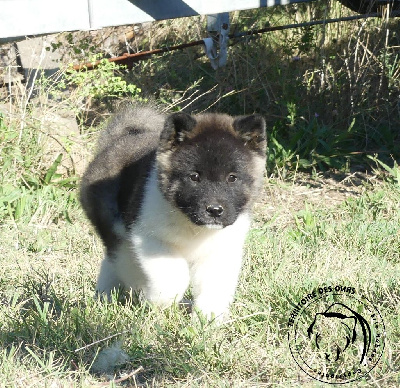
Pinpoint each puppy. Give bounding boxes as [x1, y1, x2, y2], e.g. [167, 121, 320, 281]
[80, 104, 266, 320]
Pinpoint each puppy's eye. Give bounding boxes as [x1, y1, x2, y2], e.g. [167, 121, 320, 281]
[227, 174, 237, 183]
[190, 172, 200, 182]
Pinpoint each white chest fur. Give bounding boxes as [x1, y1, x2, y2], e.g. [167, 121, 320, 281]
[97, 167, 251, 319]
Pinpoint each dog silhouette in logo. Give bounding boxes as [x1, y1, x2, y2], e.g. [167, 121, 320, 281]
[307, 302, 371, 364]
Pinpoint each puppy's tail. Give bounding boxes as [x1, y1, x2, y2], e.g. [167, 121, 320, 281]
[96, 103, 165, 153]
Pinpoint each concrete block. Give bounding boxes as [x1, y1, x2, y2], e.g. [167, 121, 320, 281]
[16, 35, 62, 90]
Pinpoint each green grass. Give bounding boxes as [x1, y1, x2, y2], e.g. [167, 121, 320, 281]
[0, 175, 399, 386]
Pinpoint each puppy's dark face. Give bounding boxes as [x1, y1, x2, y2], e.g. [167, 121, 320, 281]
[157, 113, 266, 228]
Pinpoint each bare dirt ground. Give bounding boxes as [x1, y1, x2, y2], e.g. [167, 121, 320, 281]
[254, 170, 378, 229]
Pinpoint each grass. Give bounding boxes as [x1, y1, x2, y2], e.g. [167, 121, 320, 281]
[0, 176, 400, 386]
[0, 1, 400, 386]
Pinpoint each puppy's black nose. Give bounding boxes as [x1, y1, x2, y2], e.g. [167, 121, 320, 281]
[206, 205, 224, 217]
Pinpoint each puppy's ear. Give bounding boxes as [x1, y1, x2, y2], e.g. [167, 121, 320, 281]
[160, 112, 197, 147]
[233, 114, 266, 155]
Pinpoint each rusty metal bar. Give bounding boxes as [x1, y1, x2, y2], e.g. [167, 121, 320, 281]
[72, 39, 205, 70]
